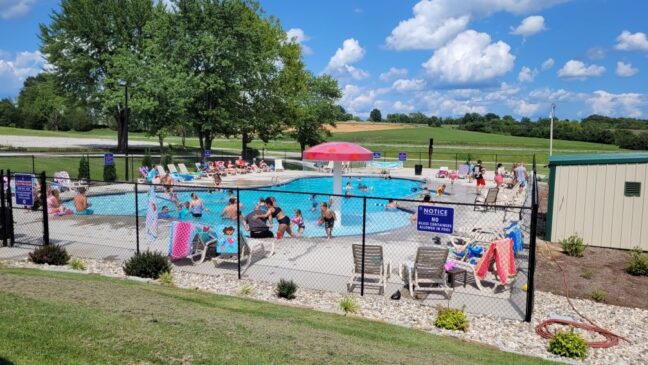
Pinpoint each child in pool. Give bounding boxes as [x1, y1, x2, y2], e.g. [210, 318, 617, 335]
[291, 209, 305, 236]
[178, 201, 191, 220]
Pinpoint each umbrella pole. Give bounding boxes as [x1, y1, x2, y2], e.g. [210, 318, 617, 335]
[332, 161, 342, 225]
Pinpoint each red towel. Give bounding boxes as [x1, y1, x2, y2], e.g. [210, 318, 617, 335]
[475, 238, 516, 284]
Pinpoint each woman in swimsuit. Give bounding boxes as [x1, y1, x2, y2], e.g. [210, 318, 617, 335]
[189, 192, 205, 218]
[256, 197, 296, 239]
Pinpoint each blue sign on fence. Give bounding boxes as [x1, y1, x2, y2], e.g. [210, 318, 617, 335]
[104, 153, 114, 166]
[416, 206, 454, 234]
[205, 149, 212, 157]
[372, 152, 382, 159]
[398, 152, 407, 161]
[14, 173, 33, 207]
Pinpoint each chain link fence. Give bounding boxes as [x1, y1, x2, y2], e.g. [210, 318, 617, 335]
[1, 167, 538, 321]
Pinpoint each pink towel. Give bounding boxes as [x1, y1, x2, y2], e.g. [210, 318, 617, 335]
[475, 238, 516, 284]
[170, 221, 194, 260]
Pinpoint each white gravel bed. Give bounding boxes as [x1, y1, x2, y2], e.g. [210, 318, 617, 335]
[4, 258, 647, 365]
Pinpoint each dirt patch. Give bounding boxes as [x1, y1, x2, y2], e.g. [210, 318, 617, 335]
[536, 242, 648, 309]
[326, 122, 414, 133]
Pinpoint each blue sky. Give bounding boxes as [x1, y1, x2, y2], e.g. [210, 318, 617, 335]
[1, 0, 647, 119]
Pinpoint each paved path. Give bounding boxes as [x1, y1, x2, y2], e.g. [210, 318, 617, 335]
[0, 135, 158, 149]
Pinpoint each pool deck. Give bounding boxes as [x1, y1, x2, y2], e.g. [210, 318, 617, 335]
[3, 166, 533, 320]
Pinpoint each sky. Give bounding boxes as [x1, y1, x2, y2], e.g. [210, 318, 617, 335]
[1, 0, 647, 120]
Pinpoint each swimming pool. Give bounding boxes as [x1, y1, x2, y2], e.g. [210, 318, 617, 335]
[66, 176, 423, 238]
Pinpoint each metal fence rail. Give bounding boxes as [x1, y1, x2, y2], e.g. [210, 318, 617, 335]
[0, 168, 539, 322]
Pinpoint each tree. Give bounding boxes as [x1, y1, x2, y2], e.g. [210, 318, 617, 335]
[0, 98, 21, 127]
[40, 0, 155, 151]
[17, 73, 64, 130]
[369, 108, 382, 122]
[288, 74, 342, 157]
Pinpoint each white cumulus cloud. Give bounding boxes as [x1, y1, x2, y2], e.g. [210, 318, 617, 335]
[615, 31, 648, 52]
[518, 66, 538, 82]
[587, 90, 644, 118]
[0, 50, 48, 97]
[510, 15, 546, 37]
[392, 78, 426, 92]
[557, 60, 605, 81]
[392, 101, 416, 113]
[379, 67, 408, 82]
[324, 38, 369, 80]
[0, 0, 35, 19]
[422, 30, 515, 84]
[512, 100, 540, 116]
[541, 58, 555, 70]
[616, 62, 638, 77]
[385, 0, 568, 50]
[286, 28, 313, 55]
[339, 84, 390, 116]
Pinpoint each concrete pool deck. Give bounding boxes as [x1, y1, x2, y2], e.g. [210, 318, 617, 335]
[3, 167, 533, 320]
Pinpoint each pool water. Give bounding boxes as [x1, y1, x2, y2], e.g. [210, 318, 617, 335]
[67, 177, 423, 238]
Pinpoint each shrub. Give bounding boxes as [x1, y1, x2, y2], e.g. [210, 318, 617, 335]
[122, 251, 171, 279]
[548, 329, 588, 360]
[626, 247, 648, 276]
[158, 271, 173, 286]
[103, 164, 117, 182]
[142, 149, 153, 169]
[239, 283, 254, 296]
[275, 279, 297, 300]
[590, 288, 606, 302]
[29, 245, 70, 266]
[580, 270, 593, 279]
[561, 235, 586, 257]
[69, 258, 86, 271]
[434, 307, 469, 332]
[339, 296, 359, 316]
[78, 155, 90, 180]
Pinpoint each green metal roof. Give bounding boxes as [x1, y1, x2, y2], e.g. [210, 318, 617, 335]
[548, 152, 648, 167]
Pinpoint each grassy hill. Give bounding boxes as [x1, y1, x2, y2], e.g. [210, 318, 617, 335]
[0, 268, 556, 365]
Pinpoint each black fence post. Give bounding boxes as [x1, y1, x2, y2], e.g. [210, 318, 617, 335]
[236, 187, 241, 280]
[360, 196, 367, 296]
[525, 156, 538, 322]
[40, 172, 49, 246]
[134, 182, 140, 254]
[0, 169, 6, 247]
[6, 170, 14, 246]
[31, 155, 35, 174]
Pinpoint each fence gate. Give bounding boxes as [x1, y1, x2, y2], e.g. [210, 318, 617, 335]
[1, 170, 48, 247]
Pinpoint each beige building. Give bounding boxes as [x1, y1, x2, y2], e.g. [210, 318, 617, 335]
[546, 153, 648, 251]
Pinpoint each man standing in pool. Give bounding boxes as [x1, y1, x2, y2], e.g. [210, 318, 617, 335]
[318, 202, 336, 239]
[255, 197, 296, 239]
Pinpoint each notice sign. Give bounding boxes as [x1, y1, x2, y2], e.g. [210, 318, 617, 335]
[14, 174, 34, 207]
[205, 149, 212, 157]
[104, 153, 114, 166]
[416, 206, 454, 234]
[398, 152, 407, 161]
[372, 152, 382, 159]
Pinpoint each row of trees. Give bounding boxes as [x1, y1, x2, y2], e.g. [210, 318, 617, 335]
[2, 0, 343, 158]
[367, 108, 648, 150]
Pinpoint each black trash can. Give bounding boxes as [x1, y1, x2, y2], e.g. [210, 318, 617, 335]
[414, 164, 423, 176]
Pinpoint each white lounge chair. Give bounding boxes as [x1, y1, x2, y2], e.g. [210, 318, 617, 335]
[167, 164, 178, 174]
[52, 171, 88, 192]
[457, 164, 470, 179]
[274, 159, 285, 172]
[323, 161, 334, 173]
[347, 244, 390, 295]
[155, 165, 167, 177]
[214, 232, 252, 273]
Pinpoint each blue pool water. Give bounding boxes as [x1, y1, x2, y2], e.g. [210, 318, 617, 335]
[67, 177, 422, 237]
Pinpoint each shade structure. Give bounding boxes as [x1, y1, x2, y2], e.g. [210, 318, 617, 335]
[303, 142, 374, 227]
[303, 142, 373, 162]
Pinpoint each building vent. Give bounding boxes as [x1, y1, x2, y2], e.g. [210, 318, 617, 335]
[624, 182, 641, 197]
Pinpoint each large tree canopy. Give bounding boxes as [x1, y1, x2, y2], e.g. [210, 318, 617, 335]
[40, 0, 155, 151]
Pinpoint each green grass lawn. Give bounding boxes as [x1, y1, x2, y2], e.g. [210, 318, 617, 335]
[0, 268, 556, 365]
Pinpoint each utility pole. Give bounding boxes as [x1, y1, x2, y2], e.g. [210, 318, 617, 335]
[549, 103, 556, 156]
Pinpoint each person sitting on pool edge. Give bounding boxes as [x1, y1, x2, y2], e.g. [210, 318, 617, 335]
[73, 187, 93, 215]
[436, 184, 446, 197]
